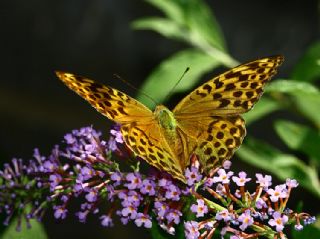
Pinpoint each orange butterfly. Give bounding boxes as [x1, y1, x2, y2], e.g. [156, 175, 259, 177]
[56, 56, 284, 183]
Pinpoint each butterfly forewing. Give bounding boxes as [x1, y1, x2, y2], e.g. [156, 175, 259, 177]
[173, 56, 284, 117]
[56, 72, 153, 123]
[56, 71, 187, 182]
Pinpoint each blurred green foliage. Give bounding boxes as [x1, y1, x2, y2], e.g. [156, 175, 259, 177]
[133, 0, 320, 237]
[1, 211, 48, 239]
[132, 0, 238, 107]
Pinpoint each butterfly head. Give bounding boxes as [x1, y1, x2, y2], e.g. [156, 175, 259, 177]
[154, 105, 177, 131]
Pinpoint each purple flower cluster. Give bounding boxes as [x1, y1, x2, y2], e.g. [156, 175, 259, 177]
[114, 171, 193, 231]
[183, 169, 315, 239]
[0, 151, 58, 231]
[0, 126, 315, 239]
[0, 126, 195, 232]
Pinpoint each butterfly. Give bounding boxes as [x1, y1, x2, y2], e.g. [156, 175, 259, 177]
[56, 55, 284, 183]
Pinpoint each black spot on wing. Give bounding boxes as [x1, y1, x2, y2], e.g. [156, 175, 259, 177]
[225, 83, 236, 91]
[213, 93, 222, 99]
[204, 148, 212, 155]
[203, 84, 212, 93]
[118, 107, 128, 115]
[240, 82, 249, 88]
[246, 92, 254, 98]
[214, 79, 223, 89]
[196, 90, 207, 97]
[218, 99, 230, 108]
[218, 148, 226, 155]
[216, 132, 224, 139]
[103, 101, 112, 107]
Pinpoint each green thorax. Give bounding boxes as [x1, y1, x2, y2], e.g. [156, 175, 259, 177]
[154, 105, 177, 131]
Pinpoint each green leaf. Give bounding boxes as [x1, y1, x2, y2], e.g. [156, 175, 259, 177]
[292, 218, 320, 239]
[243, 97, 282, 125]
[184, 0, 226, 51]
[237, 137, 320, 198]
[150, 223, 171, 239]
[292, 41, 320, 82]
[291, 91, 320, 129]
[1, 217, 48, 239]
[144, 0, 184, 24]
[140, 0, 226, 51]
[132, 17, 185, 41]
[266, 79, 320, 128]
[274, 120, 320, 162]
[150, 219, 185, 239]
[266, 79, 319, 94]
[137, 49, 221, 108]
[134, 0, 238, 68]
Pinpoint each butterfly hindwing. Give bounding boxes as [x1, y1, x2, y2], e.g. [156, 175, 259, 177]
[173, 56, 284, 117]
[121, 122, 186, 182]
[177, 116, 246, 173]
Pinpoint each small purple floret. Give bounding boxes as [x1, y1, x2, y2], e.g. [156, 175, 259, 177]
[134, 213, 152, 228]
[190, 199, 208, 218]
[238, 210, 254, 231]
[184, 221, 200, 239]
[268, 211, 288, 232]
[232, 171, 251, 186]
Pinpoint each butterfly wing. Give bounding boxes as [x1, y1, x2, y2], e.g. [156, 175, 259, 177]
[173, 56, 283, 172]
[56, 71, 153, 123]
[121, 122, 186, 182]
[176, 116, 245, 173]
[56, 72, 186, 182]
[173, 56, 284, 116]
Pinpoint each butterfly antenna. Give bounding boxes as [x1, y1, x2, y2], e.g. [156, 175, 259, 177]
[163, 67, 190, 103]
[113, 74, 158, 107]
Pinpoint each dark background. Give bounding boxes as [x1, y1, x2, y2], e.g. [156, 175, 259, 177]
[0, 0, 319, 238]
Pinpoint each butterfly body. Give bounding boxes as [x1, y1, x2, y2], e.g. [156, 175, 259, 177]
[155, 105, 177, 131]
[56, 55, 284, 183]
[154, 106, 181, 163]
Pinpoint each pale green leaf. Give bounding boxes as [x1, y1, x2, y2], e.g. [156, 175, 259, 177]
[266, 80, 320, 128]
[292, 41, 320, 82]
[1, 217, 48, 239]
[243, 97, 282, 125]
[137, 49, 221, 108]
[184, 0, 226, 51]
[292, 218, 320, 239]
[145, 0, 184, 23]
[132, 17, 185, 40]
[292, 92, 320, 128]
[274, 120, 320, 161]
[266, 79, 319, 94]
